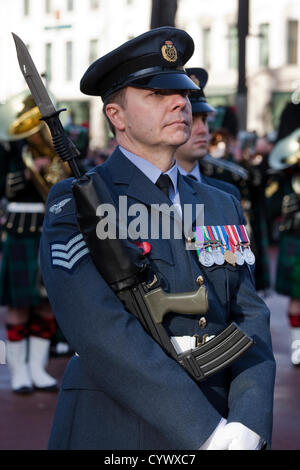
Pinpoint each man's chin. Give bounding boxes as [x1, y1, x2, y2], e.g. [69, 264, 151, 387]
[192, 145, 207, 158]
[197, 151, 207, 159]
[174, 131, 192, 147]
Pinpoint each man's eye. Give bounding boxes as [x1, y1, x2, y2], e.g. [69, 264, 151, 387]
[150, 89, 190, 97]
[149, 90, 162, 97]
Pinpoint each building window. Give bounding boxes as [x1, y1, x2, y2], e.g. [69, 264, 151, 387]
[228, 25, 238, 70]
[202, 27, 211, 70]
[67, 0, 74, 11]
[89, 39, 99, 63]
[287, 20, 298, 65]
[45, 0, 51, 13]
[90, 0, 99, 9]
[23, 0, 30, 16]
[259, 23, 269, 67]
[45, 43, 52, 82]
[66, 41, 73, 81]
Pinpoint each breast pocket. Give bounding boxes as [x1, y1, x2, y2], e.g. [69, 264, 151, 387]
[202, 263, 241, 315]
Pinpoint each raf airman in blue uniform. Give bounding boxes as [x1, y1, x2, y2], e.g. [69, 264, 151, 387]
[175, 67, 241, 201]
[40, 27, 276, 450]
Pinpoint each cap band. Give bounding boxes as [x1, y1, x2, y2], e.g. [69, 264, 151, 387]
[128, 65, 185, 79]
[102, 65, 186, 99]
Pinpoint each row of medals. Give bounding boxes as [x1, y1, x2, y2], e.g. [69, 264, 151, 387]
[196, 241, 256, 267]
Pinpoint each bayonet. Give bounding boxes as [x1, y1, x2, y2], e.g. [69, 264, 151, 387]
[12, 33, 81, 178]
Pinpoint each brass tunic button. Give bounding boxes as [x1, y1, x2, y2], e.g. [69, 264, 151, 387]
[196, 275, 204, 286]
[198, 317, 207, 329]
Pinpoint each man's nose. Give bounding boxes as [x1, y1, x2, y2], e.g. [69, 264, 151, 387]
[194, 118, 207, 134]
[171, 91, 190, 110]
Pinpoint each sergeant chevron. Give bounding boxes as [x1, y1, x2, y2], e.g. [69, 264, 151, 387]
[50, 233, 89, 271]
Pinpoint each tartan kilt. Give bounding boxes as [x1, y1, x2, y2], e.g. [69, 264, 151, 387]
[275, 232, 300, 299]
[0, 232, 44, 308]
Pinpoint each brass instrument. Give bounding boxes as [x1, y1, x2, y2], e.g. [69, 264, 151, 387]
[205, 128, 249, 189]
[0, 90, 70, 201]
[269, 128, 300, 195]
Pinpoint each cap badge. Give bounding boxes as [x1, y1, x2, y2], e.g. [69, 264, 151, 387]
[190, 74, 200, 87]
[161, 40, 178, 63]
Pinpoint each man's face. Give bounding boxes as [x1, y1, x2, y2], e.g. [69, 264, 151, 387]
[115, 86, 193, 154]
[175, 112, 209, 161]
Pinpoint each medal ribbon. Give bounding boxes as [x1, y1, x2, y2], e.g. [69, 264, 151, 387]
[238, 225, 250, 246]
[207, 225, 218, 251]
[226, 225, 239, 252]
[234, 225, 243, 251]
[211, 226, 223, 253]
[195, 226, 205, 256]
[215, 226, 226, 253]
[220, 226, 230, 251]
[202, 226, 212, 252]
[224, 225, 235, 254]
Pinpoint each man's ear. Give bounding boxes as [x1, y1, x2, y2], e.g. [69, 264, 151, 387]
[105, 103, 126, 131]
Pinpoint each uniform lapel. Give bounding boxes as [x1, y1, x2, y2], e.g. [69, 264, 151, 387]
[179, 172, 243, 230]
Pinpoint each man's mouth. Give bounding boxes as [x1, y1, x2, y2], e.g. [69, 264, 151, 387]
[166, 120, 189, 127]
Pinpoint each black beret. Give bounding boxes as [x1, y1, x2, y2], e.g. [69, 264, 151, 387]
[80, 26, 199, 100]
[186, 67, 215, 114]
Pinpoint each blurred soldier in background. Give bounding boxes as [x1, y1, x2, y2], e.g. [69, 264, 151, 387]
[268, 101, 300, 366]
[175, 67, 241, 200]
[0, 91, 69, 393]
[238, 131, 274, 292]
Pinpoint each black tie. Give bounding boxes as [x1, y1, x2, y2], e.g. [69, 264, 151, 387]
[155, 174, 171, 199]
[187, 174, 198, 181]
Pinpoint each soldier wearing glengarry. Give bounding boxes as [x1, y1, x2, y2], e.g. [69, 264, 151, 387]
[268, 101, 300, 366]
[0, 92, 69, 393]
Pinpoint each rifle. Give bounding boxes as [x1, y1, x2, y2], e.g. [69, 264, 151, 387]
[12, 33, 254, 382]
